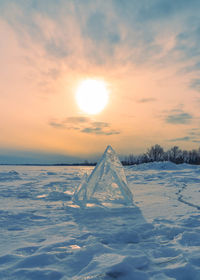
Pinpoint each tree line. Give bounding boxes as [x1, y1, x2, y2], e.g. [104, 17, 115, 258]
[122, 145, 200, 165]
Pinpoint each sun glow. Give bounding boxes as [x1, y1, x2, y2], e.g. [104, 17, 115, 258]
[76, 79, 109, 114]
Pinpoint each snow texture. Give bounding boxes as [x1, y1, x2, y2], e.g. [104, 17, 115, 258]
[0, 162, 200, 279]
[73, 145, 133, 206]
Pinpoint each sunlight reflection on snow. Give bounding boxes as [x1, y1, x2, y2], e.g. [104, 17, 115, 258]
[37, 194, 47, 198]
[64, 190, 74, 195]
[69, 245, 81, 250]
[67, 203, 80, 208]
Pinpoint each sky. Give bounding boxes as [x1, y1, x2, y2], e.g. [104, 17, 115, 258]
[1, 0, 200, 163]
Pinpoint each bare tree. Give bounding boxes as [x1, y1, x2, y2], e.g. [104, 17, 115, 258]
[147, 144, 164, 162]
[123, 145, 200, 166]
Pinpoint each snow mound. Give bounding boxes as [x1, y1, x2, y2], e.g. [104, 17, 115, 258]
[73, 145, 133, 206]
[129, 161, 200, 171]
[0, 170, 21, 181]
[129, 161, 180, 171]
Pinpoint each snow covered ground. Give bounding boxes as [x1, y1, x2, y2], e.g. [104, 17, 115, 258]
[0, 162, 200, 279]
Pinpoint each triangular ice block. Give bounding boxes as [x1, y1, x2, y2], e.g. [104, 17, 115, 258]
[73, 145, 133, 206]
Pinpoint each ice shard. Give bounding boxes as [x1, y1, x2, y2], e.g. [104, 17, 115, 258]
[73, 145, 133, 206]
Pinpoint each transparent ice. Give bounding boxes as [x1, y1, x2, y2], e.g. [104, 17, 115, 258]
[73, 145, 133, 206]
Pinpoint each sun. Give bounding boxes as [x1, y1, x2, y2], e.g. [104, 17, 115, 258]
[76, 79, 109, 114]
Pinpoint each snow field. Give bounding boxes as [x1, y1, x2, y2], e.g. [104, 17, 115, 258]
[0, 163, 200, 279]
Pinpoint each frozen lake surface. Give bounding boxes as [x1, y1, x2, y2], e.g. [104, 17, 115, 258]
[0, 162, 200, 279]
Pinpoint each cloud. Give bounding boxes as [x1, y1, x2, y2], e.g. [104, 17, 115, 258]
[91, 122, 109, 128]
[190, 79, 200, 92]
[168, 127, 200, 142]
[168, 135, 200, 143]
[137, 98, 157, 103]
[49, 117, 90, 130]
[188, 129, 200, 142]
[180, 62, 200, 74]
[45, 41, 69, 59]
[81, 124, 120, 135]
[81, 127, 120, 136]
[84, 11, 120, 45]
[49, 121, 65, 128]
[66, 117, 90, 123]
[2, 0, 200, 74]
[165, 112, 193, 124]
[49, 117, 120, 136]
[174, 25, 200, 59]
[137, 0, 200, 22]
[172, 23, 200, 89]
[168, 136, 192, 142]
